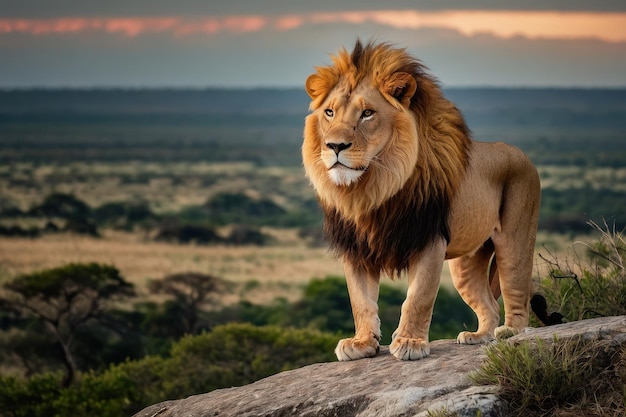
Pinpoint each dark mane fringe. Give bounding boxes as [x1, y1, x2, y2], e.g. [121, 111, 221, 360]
[323, 179, 451, 277]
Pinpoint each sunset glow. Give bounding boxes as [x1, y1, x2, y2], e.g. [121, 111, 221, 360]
[1, 10, 625, 43]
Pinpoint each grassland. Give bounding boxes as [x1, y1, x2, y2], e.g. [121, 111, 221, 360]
[1, 87, 625, 299]
[0, 231, 346, 301]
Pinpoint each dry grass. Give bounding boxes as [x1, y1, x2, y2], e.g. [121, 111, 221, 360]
[0, 230, 460, 304]
[0, 231, 343, 296]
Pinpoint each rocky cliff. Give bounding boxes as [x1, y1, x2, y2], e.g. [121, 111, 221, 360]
[134, 316, 626, 417]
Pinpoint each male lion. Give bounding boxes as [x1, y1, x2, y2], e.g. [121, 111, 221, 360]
[302, 40, 540, 361]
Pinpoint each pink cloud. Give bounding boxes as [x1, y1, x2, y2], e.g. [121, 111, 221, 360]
[221, 16, 266, 33]
[0, 11, 625, 43]
[0, 16, 266, 37]
[0, 17, 180, 37]
[275, 16, 304, 31]
[364, 10, 626, 43]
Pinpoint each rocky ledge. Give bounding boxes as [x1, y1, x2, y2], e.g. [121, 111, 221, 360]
[134, 316, 626, 417]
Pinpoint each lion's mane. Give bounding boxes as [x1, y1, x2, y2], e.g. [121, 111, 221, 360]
[304, 40, 472, 276]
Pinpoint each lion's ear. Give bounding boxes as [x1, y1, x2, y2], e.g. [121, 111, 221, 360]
[382, 72, 416, 108]
[305, 74, 326, 101]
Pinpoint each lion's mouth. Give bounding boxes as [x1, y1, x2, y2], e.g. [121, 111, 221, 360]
[329, 162, 366, 172]
[327, 162, 366, 186]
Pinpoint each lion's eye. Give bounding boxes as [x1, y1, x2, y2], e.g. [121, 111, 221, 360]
[361, 109, 375, 119]
[324, 109, 334, 118]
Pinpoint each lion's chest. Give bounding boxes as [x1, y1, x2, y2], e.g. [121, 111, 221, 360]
[322, 192, 450, 275]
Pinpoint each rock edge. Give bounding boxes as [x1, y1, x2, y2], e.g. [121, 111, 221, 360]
[134, 316, 626, 417]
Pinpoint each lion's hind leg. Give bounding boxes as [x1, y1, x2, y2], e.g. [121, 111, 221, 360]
[491, 155, 539, 340]
[451, 240, 500, 345]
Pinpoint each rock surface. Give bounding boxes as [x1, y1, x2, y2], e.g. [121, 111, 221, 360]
[134, 316, 626, 417]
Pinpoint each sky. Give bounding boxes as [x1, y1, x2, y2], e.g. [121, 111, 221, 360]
[1, 1, 626, 88]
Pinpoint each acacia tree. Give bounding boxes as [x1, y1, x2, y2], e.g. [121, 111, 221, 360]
[0, 263, 135, 386]
[148, 272, 228, 335]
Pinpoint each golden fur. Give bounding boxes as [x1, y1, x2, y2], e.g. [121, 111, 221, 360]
[303, 40, 541, 361]
[304, 40, 470, 276]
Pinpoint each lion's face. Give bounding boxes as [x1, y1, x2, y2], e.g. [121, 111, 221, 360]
[303, 71, 420, 215]
[308, 80, 406, 186]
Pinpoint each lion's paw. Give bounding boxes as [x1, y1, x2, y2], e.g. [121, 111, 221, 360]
[456, 331, 494, 345]
[494, 325, 520, 340]
[335, 337, 379, 361]
[389, 337, 430, 361]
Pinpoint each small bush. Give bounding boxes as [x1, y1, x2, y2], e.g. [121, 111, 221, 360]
[155, 221, 222, 244]
[471, 337, 624, 416]
[93, 201, 155, 230]
[0, 373, 63, 417]
[225, 225, 271, 246]
[538, 220, 626, 321]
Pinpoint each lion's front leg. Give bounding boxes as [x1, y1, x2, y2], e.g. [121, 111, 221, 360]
[335, 259, 381, 361]
[390, 238, 446, 361]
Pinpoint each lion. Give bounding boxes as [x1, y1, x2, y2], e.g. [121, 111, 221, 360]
[302, 40, 541, 361]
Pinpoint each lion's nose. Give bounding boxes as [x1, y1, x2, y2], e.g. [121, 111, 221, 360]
[326, 142, 352, 155]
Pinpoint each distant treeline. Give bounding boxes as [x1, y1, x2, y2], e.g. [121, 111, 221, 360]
[0, 192, 323, 245]
[2, 188, 624, 240]
[1, 88, 625, 166]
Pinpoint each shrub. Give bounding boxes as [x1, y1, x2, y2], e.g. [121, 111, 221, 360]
[538, 220, 626, 321]
[471, 337, 625, 416]
[193, 192, 287, 226]
[0, 324, 338, 417]
[225, 225, 271, 246]
[93, 201, 155, 230]
[30, 193, 90, 220]
[0, 373, 63, 417]
[155, 220, 222, 244]
[160, 323, 336, 398]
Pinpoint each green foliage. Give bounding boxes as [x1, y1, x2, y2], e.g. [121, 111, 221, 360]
[93, 201, 156, 230]
[0, 373, 63, 417]
[4, 263, 133, 299]
[471, 337, 624, 416]
[28, 193, 99, 236]
[538, 221, 626, 321]
[225, 225, 271, 245]
[212, 276, 476, 344]
[30, 193, 90, 220]
[0, 324, 337, 417]
[161, 324, 336, 399]
[154, 220, 222, 244]
[540, 187, 626, 233]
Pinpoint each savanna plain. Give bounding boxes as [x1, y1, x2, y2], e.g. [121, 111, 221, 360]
[0, 88, 625, 416]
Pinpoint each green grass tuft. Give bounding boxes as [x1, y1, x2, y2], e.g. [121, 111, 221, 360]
[471, 337, 625, 416]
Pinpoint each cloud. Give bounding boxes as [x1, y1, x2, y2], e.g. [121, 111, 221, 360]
[1, 6, 625, 88]
[0, 17, 267, 37]
[1, 10, 625, 42]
